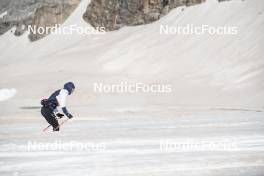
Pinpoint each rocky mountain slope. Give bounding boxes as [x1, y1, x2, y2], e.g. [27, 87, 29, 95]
[0, 0, 80, 41]
[0, 0, 233, 41]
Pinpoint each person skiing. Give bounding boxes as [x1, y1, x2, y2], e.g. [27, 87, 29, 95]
[41, 82, 75, 131]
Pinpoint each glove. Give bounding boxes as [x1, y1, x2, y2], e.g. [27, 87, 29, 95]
[62, 107, 73, 119]
[66, 113, 73, 119]
[56, 113, 64, 119]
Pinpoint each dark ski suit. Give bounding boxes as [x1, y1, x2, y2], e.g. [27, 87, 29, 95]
[41, 82, 75, 131]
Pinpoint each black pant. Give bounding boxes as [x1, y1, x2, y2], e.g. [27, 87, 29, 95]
[41, 106, 59, 131]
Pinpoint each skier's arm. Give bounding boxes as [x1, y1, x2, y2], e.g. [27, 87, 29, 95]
[62, 107, 73, 118]
[56, 89, 73, 118]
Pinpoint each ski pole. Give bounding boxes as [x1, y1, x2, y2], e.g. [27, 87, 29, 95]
[42, 124, 52, 132]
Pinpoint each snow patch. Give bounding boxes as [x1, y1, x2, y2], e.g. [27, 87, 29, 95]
[0, 11, 7, 19]
[0, 88, 16, 101]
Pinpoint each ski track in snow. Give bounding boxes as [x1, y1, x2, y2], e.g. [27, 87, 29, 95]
[0, 111, 264, 176]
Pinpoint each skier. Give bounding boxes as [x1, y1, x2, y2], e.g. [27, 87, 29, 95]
[41, 82, 75, 131]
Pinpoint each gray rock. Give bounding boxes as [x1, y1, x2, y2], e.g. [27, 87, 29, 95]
[0, 0, 80, 41]
[83, 0, 206, 31]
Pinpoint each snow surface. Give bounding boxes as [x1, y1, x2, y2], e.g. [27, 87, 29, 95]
[0, 88, 16, 101]
[0, 0, 264, 175]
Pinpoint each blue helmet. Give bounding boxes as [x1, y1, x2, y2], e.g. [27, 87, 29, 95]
[64, 82, 75, 95]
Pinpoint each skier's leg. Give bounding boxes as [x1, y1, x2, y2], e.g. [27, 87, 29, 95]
[41, 106, 60, 131]
[50, 115, 60, 131]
